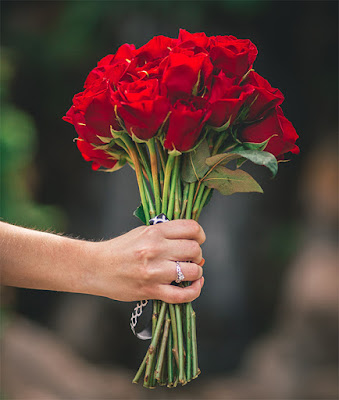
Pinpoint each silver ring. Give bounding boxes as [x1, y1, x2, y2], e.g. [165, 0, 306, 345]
[175, 261, 185, 284]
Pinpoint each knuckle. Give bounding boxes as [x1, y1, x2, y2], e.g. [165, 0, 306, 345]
[189, 285, 201, 302]
[134, 245, 153, 263]
[143, 225, 158, 241]
[185, 219, 201, 235]
[190, 241, 201, 258]
[191, 264, 202, 279]
[200, 227, 206, 244]
[140, 264, 156, 283]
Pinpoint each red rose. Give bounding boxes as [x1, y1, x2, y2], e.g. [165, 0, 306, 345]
[209, 35, 258, 77]
[208, 71, 254, 127]
[116, 79, 170, 140]
[243, 71, 284, 121]
[164, 97, 211, 152]
[241, 106, 299, 158]
[84, 61, 135, 90]
[63, 83, 119, 144]
[176, 29, 210, 53]
[161, 51, 213, 99]
[76, 139, 118, 171]
[97, 43, 136, 66]
[84, 44, 137, 89]
[134, 35, 175, 64]
[135, 59, 164, 80]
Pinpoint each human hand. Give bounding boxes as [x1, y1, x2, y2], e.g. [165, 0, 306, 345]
[85, 220, 206, 303]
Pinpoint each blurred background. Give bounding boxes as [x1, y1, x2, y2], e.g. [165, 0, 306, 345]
[0, 1, 337, 399]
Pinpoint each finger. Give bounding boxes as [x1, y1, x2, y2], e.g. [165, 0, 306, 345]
[157, 279, 202, 304]
[200, 276, 205, 288]
[163, 239, 202, 264]
[155, 220, 206, 245]
[161, 261, 203, 284]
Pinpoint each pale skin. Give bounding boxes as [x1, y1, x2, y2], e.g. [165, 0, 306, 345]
[0, 220, 205, 304]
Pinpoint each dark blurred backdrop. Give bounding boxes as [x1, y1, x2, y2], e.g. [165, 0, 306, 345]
[1, 1, 338, 399]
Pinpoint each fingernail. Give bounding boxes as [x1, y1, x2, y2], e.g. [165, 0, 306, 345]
[200, 276, 205, 288]
[199, 258, 205, 267]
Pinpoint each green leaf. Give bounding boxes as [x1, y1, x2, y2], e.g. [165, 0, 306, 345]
[204, 166, 263, 196]
[236, 157, 247, 169]
[234, 150, 278, 177]
[205, 149, 278, 177]
[133, 204, 146, 225]
[233, 134, 277, 152]
[96, 135, 113, 144]
[207, 115, 232, 132]
[181, 140, 211, 183]
[205, 152, 241, 167]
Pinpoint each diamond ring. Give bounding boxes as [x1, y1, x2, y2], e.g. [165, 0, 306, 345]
[175, 261, 185, 284]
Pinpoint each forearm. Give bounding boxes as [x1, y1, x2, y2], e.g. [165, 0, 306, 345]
[0, 220, 205, 303]
[0, 221, 94, 294]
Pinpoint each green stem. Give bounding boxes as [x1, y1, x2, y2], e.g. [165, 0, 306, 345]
[192, 183, 205, 221]
[191, 307, 199, 378]
[159, 165, 164, 196]
[132, 351, 148, 384]
[174, 177, 181, 220]
[144, 179, 156, 219]
[156, 138, 167, 171]
[161, 153, 176, 215]
[167, 155, 180, 220]
[168, 304, 179, 368]
[195, 187, 212, 221]
[120, 134, 150, 224]
[143, 302, 167, 387]
[159, 351, 167, 386]
[185, 182, 196, 219]
[136, 142, 154, 192]
[180, 183, 189, 219]
[185, 302, 192, 382]
[212, 131, 229, 156]
[147, 138, 161, 215]
[152, 300, 159, 334]
[167, 324, 174, 387]
[175, 304, 186, 384]
[154, 316, 171, 381]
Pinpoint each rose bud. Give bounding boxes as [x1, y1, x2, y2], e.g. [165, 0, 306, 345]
[242, 71, 285, 121]
[209, 35, 258, 78]
[240, 106, 299, 158]
[63, 83, 120, 145]
[76, 139, 122, 171]
[176, 29, 210, 53]
[161, 51, 213, 100]
[134, 35, 176, 64]
[116, 79, 170, 141]
[164, 97, 211, 152]
[208, 71, 254, 128]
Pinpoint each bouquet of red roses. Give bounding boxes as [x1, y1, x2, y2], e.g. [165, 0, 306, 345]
[64, 29, 299, 388]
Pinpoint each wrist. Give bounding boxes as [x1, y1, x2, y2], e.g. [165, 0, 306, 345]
[75, 239, 118, 299]
[74, 239, 102, 296]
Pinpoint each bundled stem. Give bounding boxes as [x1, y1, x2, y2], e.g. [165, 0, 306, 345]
[144, 301, 167, 387]
[132, 143, 201, 389]
[186, 182, 196, 219]
[167, 156, 180, 220]
[120, 134, 150, 224]
[162, 154, 176, 214]
[147, 138, 161, 215]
